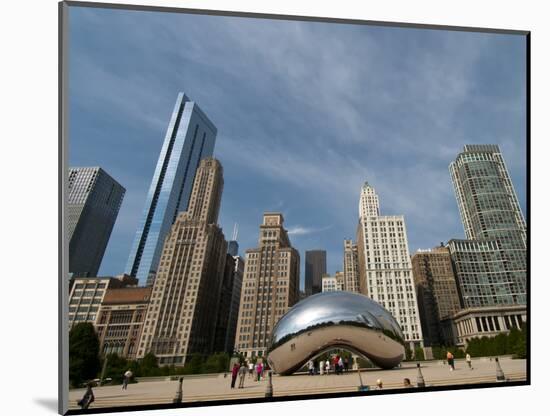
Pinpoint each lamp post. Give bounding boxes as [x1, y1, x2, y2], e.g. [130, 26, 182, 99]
[173, 377, 183, 404]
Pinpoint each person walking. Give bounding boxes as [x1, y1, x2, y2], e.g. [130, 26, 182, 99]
[307, 360, 314, 375]
[332, 355, 339, 375]
[466, 353, 473, 370]
[238, 362, 247, 388]
[78, 382, 95, 409]
[122, 369, 133, 390]
[446, 351, 455, 371]
[230, 363, 240, 388]
[256, 362, 263, 381]
[344, 357, 349, 372]
[248, 361, 254, 378]
[338, 356, 344, 375]
[325, 359, 330, 375]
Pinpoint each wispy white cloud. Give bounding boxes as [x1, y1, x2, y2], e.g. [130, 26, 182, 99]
[287, 225, 332, 236]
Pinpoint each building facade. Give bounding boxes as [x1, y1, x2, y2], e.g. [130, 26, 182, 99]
[136, 158, 227, 365]
[411, 246, 461, 346]
[68, 274, 138, 328]
[356, 181, 424, 349]
[234, 213, 300, 358]
[343, 239, 360, 292]
[125, 93, 217, 286]
[305, 250, 326, 296]
[214, 253, 244, 354]
[449, 145, 526, 308]
[68, 167, 125, 277]
[95, 287, 152, 359]
[443, 305, 526, 347]
[321, 272, 344, 292]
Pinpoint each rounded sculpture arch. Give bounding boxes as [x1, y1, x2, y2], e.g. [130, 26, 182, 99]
[266, 291, 406, 375]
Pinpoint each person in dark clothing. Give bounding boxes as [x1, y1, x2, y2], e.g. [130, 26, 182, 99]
[344, 357, 349, 372]
[78, 383, 95, 409]
[230, 363, 240, 388]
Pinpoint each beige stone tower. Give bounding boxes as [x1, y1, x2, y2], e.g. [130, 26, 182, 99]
[234, 213, 300, 359]
[343, 239, 360, 292]
[136, 158, 227, 365]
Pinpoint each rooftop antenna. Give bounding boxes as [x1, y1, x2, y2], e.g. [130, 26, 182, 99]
[232, 223, 239, 241]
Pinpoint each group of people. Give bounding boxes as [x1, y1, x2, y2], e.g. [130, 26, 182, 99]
[446, 351, 474, 371]
[230, 360, 269, 389]
[308, 355, 350, 375]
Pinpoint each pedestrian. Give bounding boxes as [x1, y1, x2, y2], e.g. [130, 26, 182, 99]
[338, 356, 344, 375]
[230, 362, 240, 388]
[238, 362, 247, 388]
[122, 369, 133, 390]
[325, 359, 330, 375]
[403, 378, 412, 388]
[248, 361, 254, 378]
[375, 379, 383, 390]
[446, 351, 455, 371]
[466, 353, 473, 370]
[77, 382, 95, 409]
[332, 355, 339, 375]
[319, 360, 324, 375]
[308, 360, 314, 375]
[256, 361, 263, 381]
[344, 357, 349, 372]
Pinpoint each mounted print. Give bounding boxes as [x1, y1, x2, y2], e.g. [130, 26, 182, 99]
[59, 1, 529, 414]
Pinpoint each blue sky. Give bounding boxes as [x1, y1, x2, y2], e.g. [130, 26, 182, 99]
[68, 7, 527, 288]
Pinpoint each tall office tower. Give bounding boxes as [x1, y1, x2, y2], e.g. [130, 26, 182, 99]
[356, 181, 424, 349]
[126, 93, 217, 286]
[343, 239, 360, 292]
[449, 145, 527, 307]
[214, 254, 244, 353]
[136, 158, 227, 365]
[234, 213, 300, 359]
[305, 250, 326, 296]
[68, 167, 125, 277]
[411, 245, 461, 346]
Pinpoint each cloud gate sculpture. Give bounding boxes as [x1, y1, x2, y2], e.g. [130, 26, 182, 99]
[266, 291, 405, 375]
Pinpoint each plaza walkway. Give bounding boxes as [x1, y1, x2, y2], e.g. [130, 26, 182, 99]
[68, 356, 526, 410]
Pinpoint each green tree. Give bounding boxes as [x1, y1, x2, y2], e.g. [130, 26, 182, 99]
[414, 347, 425, 361]
[138, 352, 161, 377]
[102, 353, 130, 384]
[182, 353, 205, 374]
[69, 322, 101, 387]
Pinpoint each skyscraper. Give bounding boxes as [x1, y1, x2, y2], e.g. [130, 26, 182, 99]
[411, 245, 461, 346]
[343, 239, 360, 292]
[305, 250, 326, 296]
[214, 253, 244, 353]
[356, 181, 424, 350]
[449, 145, 526, 308]
[234, 213, 300, 359]
[68, 167, 125, 277]
[136, 158, 227, 365]
[126, 93, 217, 286]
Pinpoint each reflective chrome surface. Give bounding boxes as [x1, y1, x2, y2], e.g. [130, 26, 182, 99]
[267, 291, 405, 375]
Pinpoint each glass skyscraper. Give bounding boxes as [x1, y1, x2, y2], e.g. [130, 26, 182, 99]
[305, 250, 327, 296]
[68, 167, 125, 277]
[449, 144, 526, 307]
[125, 93, 217, 286]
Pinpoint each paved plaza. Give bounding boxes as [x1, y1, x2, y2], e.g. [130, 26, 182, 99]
[68, 357, 527, 410]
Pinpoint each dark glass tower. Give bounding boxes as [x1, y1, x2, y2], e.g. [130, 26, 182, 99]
[125, 93, 217, 286]
[305, 250, 327, 296]
[68, 167, 125, 277]
[449, 145, 526, 307]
